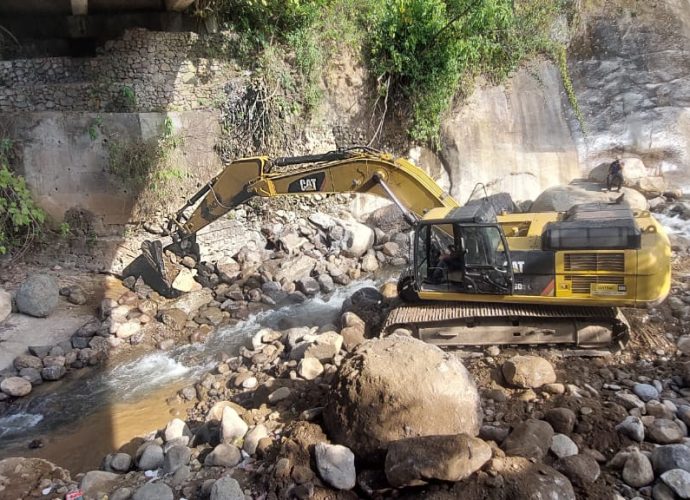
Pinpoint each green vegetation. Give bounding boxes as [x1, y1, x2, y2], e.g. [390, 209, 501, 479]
[198, 0, 578, 145]
[0, 139, 45, 256]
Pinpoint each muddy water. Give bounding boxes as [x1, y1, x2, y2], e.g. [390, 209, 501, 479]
[0, 278, 379, 473]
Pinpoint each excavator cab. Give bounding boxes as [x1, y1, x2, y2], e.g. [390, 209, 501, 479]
[414, 203, 514, 296]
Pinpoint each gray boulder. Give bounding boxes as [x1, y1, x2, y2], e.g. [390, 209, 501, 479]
[204, 443, 241, 467]
[132, 483, 174, 500]
[163, 445, 191, 474]
[554, 455, 600, 486]
[324, 336, 482, 461]
[315, 443, 356, 490]
[137, 443, 164, 470]
[80, 470, 120, 499]
[502, 419, 554, 460]
[15, 274, 59, 318]
[622, 451, 654, 487]
[210, 476, 244, 500]
[652, 444, 690, 474]
[531, 184, 648, 212]
[384, 434, 491, 487]
[41, 365, 66, 381]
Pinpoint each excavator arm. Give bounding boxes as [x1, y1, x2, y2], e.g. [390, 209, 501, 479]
[172, 148, 458, 239]
[127, 147, 458, 297]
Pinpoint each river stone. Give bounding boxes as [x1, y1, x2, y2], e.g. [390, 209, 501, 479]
[164, 418, 191, 445]
[315, 443, 356, 490]
[324, 336, 482, 460]
[15, 274, 58, 318]
[205, 443, 241, 467]
[268, 387, 292, 403]
[138, 443, 164, 470]
[111, 488, 133, 500]
[43, 355, 65, 368]
[210, 476, 244, 500]
[662, 469, 690, 498]
[206, 401, 245, 422]
[554, 455, 601, 486]
[159, 308, 188, 331]
[652, 444, 690, 474]
[243, 424, 269, 455]
[361, 252, 379, 272]
[298, 357, 324, 380]
[550, 434, 578, 458]
[221, 406, 248, 443]
[81, 470, 121, 498]
[115, 321, 141, 339]
[19, 367, 42, 385]
[496, 458, 575, 500]
[634, 383, 660, 402]
[647, 419, 685, 444]
[0, 376, 32, 397]
[616, 416, 645, 442]
[297, 277, 320, 296]
[544, 408, 577, 434]
[132, 482, 174, 500]
[623, 451, 654, 487]
[502, 419, 554, 460]
[163, 445, 191, 474]
[41, 365, 66, 381]
[110, 453, 132, 473]
[384, 434, 491, 487]
[14, 354, 43, 371]
[0, 288, 11, 323]
[502, 355, 556, 388]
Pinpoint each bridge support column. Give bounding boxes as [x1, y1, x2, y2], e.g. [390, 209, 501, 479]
[70, 0, 88, 16]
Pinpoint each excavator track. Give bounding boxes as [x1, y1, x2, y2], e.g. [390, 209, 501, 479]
[383, 302, 630, 349]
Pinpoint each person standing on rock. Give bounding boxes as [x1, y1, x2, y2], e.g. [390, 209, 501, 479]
[606, 156, 625, 192]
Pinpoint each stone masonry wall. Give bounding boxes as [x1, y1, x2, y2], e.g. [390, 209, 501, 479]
[0, 29, 235, 112]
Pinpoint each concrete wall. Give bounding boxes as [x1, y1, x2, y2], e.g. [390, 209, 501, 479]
[3, 111, 223, 228]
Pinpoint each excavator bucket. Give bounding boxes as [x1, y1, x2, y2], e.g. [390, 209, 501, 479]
[121, 240, 182, 298]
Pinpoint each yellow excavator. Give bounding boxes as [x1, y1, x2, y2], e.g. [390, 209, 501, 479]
[124, 147, 672, 348]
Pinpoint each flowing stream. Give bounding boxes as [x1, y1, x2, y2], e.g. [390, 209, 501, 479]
[0, 277, 380, 472]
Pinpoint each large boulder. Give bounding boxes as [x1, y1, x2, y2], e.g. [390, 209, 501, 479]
[0, 376, 32, 397]
[323, 336, 482, 461]
[341, 287, 386, 335]
[275, 255, 317, 283]
[15, 274, 59, 318]
[0, 288, 11, 323]
[588, 157, 650, 184]
[502, 355, 557, 388]
[334, 218, 375, 258]
[530, 184, 648, 212]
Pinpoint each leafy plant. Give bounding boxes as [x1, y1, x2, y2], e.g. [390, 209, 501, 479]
[58, 222, 72, 238]
[0, 140, 45, 256]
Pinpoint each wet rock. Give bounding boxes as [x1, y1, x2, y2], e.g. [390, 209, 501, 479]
[652, 444, 690, 474]
[15, 274, 58, 318]
[210, 476, 244, 500]
[163, 445, 191, 474]
[0, 289, 11, 323]
[315, 443, 356, 490]
[81, 470, 120, 498]
[0, 376, 32, 397]
[41, 366, 66, 381]
[502, 355, 556, 388]
[318, 274, 335, 293]
[341, 287, 384, 334]
[634, 383, 660, 402]
[137, 443, 164, 470]
[243, 424, 269, 455]
[109, 453, 132, 473]
[544, 408, 577, 434]
[384, 434, 491, 487]
[550, 434, 578, 458]
[14, 355, 43, 371]
[205, 443, 241, 467]
[297, 277, 320, 296]
[554, 455, 601, 486]
[261, 282, 287, 304]
[324, 336, 481, 460]
[221, 406, 248, 443]
[67, 287, 87, 305]
[647, 419, 685, 444]
[298, 357, 324, 380]
[661, 469, 690, 498]
[132, 482, 174, 500]
[623, 451, 654, 487]
[503, 419, 554, 460]
[616, 416, 645, 442]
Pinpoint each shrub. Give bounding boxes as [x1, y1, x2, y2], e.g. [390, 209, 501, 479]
[0, 140, 45, 256]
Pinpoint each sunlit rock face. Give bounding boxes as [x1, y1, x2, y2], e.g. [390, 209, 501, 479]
[439, 62, 581, 204]
[568, 0, 690, 191]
